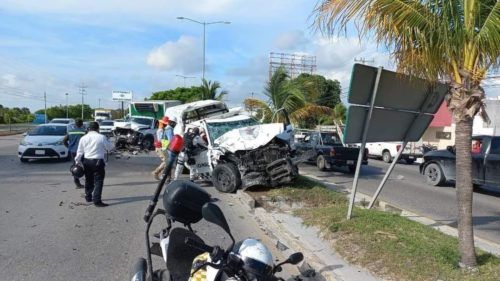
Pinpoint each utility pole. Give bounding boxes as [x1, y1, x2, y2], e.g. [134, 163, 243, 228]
[354, 57, 375, 65]
[65, 93, 69, 118]
[98, 98, 101, 108]
[78, 83, 87, 120]
[44, 91, 47, 123]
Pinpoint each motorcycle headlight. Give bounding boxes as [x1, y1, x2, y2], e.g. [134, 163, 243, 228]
[20, 140, 33, 146]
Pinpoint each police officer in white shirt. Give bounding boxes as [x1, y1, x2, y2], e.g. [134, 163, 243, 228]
[75, 121, 113, 207]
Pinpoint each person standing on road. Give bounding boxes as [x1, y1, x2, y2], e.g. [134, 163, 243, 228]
[152, 117, 169, 180]
[75, 122, 113, 207]
[63, 119, 86, 189]
[173, 126, 199, 181]
[162, 116, 177, 178]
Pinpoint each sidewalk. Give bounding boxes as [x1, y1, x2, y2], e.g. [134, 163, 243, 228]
[235, 190, 381, 281]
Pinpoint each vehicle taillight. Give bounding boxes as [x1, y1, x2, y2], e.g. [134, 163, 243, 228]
[396, 144, 401, 151]
[330, 148, 336, 156]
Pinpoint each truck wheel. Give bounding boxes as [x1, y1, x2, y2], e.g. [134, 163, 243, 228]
[213, 163, 241, 193]
[348, 165, 356, 173]
[142, 136, 154, 151]
[316, 155, 327, 171]
[382, 151, 392, 163]
[424, 163, 445, 186]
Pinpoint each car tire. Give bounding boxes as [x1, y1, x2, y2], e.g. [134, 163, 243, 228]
[316, 155, 327, 171]
[20, 157, 28, 163]
[424, 163, 445, 186]
[382, 151, 392, 163]
[212, 163, 241, 193]
[142, 136, 154, 151]
[405, 159, 415, 165]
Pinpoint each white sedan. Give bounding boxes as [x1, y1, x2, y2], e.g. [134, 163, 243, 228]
[18, 124, 69, 162]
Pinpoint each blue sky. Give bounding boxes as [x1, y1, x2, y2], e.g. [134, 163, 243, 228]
[0, 0, 497, 112]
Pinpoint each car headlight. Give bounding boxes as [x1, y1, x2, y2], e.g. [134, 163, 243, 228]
[20, 140, 33, 146]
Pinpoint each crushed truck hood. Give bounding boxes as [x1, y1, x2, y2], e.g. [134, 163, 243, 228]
[214, 123, 286, 153]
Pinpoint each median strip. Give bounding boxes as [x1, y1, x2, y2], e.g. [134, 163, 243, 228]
[246, 176, 500, 281]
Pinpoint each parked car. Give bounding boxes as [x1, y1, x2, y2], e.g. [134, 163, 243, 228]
[18, 124, 69, 162]
[420, 135, 500, 187]
[49, 118, 75, 125]
[295, 130, 368, 173]
[365, 142, 424, 164]
[99, 120, 114, 136]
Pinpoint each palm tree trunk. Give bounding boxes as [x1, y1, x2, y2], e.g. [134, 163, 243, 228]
[454, 117, 477, 268]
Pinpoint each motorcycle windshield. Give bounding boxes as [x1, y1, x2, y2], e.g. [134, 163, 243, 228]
[167, 228, 206, 280]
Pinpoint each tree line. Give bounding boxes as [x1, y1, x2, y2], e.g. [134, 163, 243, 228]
[150, 72, 345, 129]
[0, 105, 33, 124]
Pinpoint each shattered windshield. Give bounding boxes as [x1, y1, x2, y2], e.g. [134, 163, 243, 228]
[206, 118, 259, 142]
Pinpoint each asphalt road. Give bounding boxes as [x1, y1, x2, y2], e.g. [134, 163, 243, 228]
[0, 135, 298, 281]
[299, 159, 500, 243]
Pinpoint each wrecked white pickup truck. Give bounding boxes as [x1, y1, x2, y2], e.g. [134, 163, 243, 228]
[166, 100, 298, 193]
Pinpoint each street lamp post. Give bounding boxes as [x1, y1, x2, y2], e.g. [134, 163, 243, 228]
[175, 74, 197, 87]
[65, 93, 69, 118]
[176, 17, 230, 80]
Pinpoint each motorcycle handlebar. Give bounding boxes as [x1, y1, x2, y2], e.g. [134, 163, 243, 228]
[185, 237, 214, 254]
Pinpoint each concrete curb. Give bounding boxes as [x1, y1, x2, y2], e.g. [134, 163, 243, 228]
[301, 172, 500, 257]
[236, 190, 380, 281]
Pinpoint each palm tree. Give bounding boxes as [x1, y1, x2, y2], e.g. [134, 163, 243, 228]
[314, 0, 499, 268]
[245, 67, 332, 124]
[200, 79, 228, 101]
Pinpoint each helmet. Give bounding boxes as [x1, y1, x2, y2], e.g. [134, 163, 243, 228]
[159, 116, 169, 124]
[70, 164, 84, 178]
[235, 239, 273, 278]
[169, 116, 178, 124]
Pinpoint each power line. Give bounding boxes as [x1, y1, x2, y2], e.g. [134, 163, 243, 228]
[77, 83, 88, 119]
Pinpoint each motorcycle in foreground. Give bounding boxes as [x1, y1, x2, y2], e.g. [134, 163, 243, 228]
[131, 137, 303, 281]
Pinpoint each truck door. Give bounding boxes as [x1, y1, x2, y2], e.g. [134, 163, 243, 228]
[485, 138, 500, 186]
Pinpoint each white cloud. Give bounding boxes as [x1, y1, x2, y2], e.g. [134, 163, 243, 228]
[1, 74, 17, 87]
[146, 35, 202, 74]
[274, 30, 309, 50]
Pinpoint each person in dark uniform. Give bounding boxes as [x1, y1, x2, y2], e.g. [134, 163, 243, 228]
[75, 122, 113, 207]
[63, 119, 86, 189]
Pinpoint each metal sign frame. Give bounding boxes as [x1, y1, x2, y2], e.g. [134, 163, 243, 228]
[344, 64, 448, 219]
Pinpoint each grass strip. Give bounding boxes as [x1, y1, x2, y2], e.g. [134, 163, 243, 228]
[266, 176, 500, 281]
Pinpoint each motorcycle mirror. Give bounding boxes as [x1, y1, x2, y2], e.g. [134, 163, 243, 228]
[286, 252, 304, 265]
[273, 252, 304, 273]
[202, 202, 234, 243]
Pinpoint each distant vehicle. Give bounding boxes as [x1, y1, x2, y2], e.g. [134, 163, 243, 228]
[365, 142, 425, 164]
[113, 100, 182, 151]
[420, 135, 500, 187]
[49, 118, 75, 125]
[18, 124, 69, 162]
[94, 109, 112, 122]
[99, 120, 114, 136]
[295, 130, 368, 173]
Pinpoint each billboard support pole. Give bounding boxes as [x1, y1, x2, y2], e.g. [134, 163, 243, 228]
[367, 139, 408, 209]
[347, 66, 383, 220]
